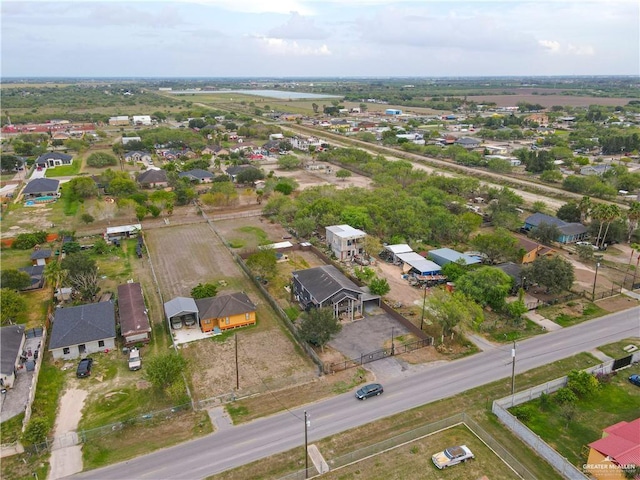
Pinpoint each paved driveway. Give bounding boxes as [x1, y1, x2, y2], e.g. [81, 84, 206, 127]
[328, 313, 411, 359]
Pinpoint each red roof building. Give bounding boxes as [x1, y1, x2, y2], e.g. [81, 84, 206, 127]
[587, 418, 640, 480]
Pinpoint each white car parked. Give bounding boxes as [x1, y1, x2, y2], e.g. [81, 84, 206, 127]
[576, 241, 599, 250]
[432, 445, 474, 469]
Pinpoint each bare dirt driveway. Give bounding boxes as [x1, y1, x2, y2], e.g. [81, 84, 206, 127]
[48, 387, 87, 480]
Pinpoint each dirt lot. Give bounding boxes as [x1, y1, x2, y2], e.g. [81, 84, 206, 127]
[469, 91, 637, 108]
[144, 219, 317, 401]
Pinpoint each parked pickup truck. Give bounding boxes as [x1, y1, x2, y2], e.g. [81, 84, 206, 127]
[128, 348, 142, 371]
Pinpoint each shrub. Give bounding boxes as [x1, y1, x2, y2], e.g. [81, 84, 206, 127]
[555, 387, 578, 405]
[22, 418, 49, 445]
[86, 152, 118, 168]
[511, 405, 535, 422]
[567, 369, 599, 397]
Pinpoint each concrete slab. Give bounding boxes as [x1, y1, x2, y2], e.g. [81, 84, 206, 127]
[208, 406, 234, 432]
[524, 311, 562, 332]
[308, 444, 330, 475]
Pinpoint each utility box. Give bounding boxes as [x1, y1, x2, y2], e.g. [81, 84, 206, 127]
[128, 348, 142, 371]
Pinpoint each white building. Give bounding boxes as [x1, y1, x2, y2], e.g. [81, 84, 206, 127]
[132, 115, 152, 126]
[325, 225, 367, 261]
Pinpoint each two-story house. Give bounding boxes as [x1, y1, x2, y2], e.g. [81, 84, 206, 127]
[325, 225, 366, 261]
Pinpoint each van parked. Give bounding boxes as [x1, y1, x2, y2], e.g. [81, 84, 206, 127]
[128, 348, 142, 371]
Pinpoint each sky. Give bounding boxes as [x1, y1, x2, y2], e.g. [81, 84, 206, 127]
[1, 0, 639, 78]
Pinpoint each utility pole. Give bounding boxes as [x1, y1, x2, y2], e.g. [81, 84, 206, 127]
[391, 327, 395, 356]
[304, 411, 310, 479]
[235, 333, 239, 390]
[511, 341, 516, 395]
[419, 285, 427, 330]
[592, 261, 601, 300]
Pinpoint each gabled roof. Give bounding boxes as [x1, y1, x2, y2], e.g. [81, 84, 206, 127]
[178, 169, 214, 180]
[524, 213, 588, 235]
[385, 244, 413, 254]
[138, 169, 168, 184]
[23, 178, 60, 195]
[49, 301, 116, 350]
[495, 262, 522, 283]
[195, 292, 256, 319]
[19, 265, 44, 277]
[226, 165, 258, 176]
[455, 137, 481, 145]
[1, 325, 25, 375]
[589, 419, 640, 466]
[124, 150, 151, 158]
[164, 296, 198, 319]
[293, 265, 365, 304]
[36, 152, 72, 162]
[30, 249, 52, 260]
[117, 282, 150, 337]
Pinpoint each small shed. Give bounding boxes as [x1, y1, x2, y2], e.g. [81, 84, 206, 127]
[104, 224, 142, 244]
[428, 248, 482, 267]
[31, 249, 52, 266]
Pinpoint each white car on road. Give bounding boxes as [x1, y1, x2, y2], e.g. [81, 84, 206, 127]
[432, 445, 474, 469]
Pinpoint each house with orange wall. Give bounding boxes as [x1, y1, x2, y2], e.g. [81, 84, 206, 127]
[586, 418, 640, 480]
[516, 236, 556, 264]
[195, 292, 256, 333]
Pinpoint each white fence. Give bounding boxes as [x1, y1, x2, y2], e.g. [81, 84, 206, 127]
[492, 352, 640, 480]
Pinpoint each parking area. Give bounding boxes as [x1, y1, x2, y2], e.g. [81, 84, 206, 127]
[328, 313, 411, 360]
[0, 334, 42, 423]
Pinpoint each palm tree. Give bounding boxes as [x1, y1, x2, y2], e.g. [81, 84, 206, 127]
[590, 203, 608, 247]
[600, 204, 622, 248]
[627, 201, 640, 243]
[44, 261, 67, 289]
[578, 196, 592, 223]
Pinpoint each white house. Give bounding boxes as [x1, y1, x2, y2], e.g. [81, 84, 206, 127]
[49, 302, 116, 360]
[109, 116, 130, 126]
[325, 224, 367, 261]
[1, 325, 25, 388]
[122, 136, 142, 145]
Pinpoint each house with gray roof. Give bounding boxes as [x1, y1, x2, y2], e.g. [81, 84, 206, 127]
[455, 137, 482, 149]
[30, 249, 52, 266]
[226, 164, 259, 182]
[35, 152, 73, 169]
[137, 169, 168, 188]
[523, 213, 588, 244]
[580, 164, 612, 176]
[124, 151, 152, 163]
[1, 325, 25, 388]
[23, 178, 60, 199]
[49, 301, 116, 360]
[292, 265, 380, 320]
[179, 169, 214, 183]
[18, 265, 45, 290]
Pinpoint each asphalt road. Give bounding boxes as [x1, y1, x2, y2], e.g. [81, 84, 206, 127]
[68, 307, 640, 480]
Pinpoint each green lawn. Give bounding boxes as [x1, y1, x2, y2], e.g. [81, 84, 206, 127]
[44, 159, 82, 177]
[597, 337, 640, 359]
[510, 372, 640, 467]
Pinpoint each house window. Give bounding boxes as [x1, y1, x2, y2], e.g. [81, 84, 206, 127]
[204, 319, 211, 324]
[245, 313, 250, 320]
[225, 317, 230, 325]
[98, 340, 105, 348]
[63, 347, 70, 355]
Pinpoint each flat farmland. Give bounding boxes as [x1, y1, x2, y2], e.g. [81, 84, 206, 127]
[145, 223, 242, 298]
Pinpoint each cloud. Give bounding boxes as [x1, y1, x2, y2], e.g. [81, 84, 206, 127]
[539, 40, 561, 53]
[254, 36, 331, 56]
[181, 0, 316, 15]
[267, 12, 329, 40]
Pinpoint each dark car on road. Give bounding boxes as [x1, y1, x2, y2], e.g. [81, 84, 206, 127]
[355, 383, 383, 400]
[629, 374, 640, 387]
[76, 358, 93, 378]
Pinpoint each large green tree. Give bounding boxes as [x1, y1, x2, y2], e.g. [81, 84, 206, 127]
[470, 228, 518, 264]
[521, 255, 575, 294]
[530, 222, 562, 245]
[0, 288, 28, 325]
[297, 307, 342, 352]
[426, 289, 483, 340]
[0, 269, 32, 290]
[68, 176, 99, 199]
[456, 266, 513, 311]
[246, 249, 278, 281]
